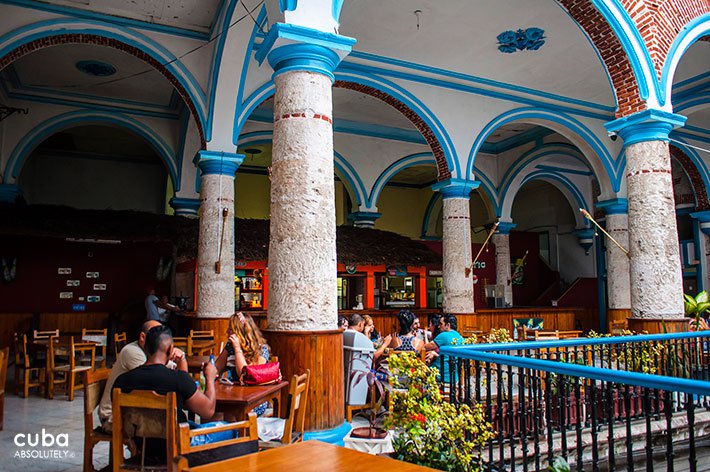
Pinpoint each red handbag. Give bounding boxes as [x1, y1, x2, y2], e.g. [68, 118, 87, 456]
[240, 362, 282, 386]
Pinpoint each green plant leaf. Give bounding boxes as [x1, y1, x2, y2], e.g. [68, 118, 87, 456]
[697, 291, 709, 303]
[697, 302, 710, 315]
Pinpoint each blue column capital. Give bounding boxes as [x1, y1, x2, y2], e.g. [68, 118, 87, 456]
[0, 183, 21, 203]
[255, 23, 356, 82]
[605, 110, 686, 146]
[575, 227, 596, 255]
[496, 221, 517, 235]
[691, 210, 710, 236]
[596, 198, 628, 215]
[431, 178, 480, 200]
[169, 197, 201, 217]
[197, 151, 244, 177]
[348, 211, 381, 228]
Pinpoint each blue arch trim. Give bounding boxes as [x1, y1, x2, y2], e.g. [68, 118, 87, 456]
[234, 131, 368, 207]
[673, 91, 710, 113]
[234, 71, 458, 179]
[205, 0, 240, 142]
[590, 0, 658, 104]
[420, 192, 442, 240]
[519, 170, 590, 226]
[467, 107, 618, 192]
[5, 110, 178, 188]
[498, 143, 592, 205]
[368, 152, 436, 208]
[335, 70, 459, 178]
[472, 168, 501, 217]
[0, 19, 207, 130]
[660, 13, 710, 107]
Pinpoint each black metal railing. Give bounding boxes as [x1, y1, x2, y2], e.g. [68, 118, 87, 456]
[438, 331, 710, 472]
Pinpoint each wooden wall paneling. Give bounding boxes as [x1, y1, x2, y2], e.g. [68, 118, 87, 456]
[0, 313, 34, 349]
[265, 330, 344, 431]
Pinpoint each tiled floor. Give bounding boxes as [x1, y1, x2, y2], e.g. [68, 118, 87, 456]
[0, 366, 110, 472]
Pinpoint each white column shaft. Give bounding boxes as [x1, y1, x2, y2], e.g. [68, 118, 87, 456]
[442, 197, 474, 313]
[268, 70, 337, 330]
[492, 233, 513, 306]
[605, 213, 631, 310]
[626, 140, 684, 318]
[197, 173, 235, 317]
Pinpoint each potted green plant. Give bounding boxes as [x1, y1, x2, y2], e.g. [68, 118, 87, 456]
[685, 291, 710, 330]
[349, 360, 392, 439]
[386, 352, 493, 471]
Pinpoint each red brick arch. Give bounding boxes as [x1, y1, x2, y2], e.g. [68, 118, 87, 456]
[333, 81, 451, 181]
[670, 144, 709, 210]
[558, 0, 709, 118]
[0, 34, 206, 147]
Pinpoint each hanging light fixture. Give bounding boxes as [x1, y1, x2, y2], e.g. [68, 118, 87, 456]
[244, 148, 262, 162]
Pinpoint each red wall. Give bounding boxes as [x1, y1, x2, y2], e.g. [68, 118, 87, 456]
[420, 241, 497, 309]
[0, 235, 171, 313]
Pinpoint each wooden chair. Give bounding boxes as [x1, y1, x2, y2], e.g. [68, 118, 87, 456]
[112, 389, 177, 471]
[13, 333, 44, 398]
[0, 347, 8, 430]
[84, 368, 112, 472]
[610, 320, 628, 335]
[259, 370, 310, 448]
[172, 414, 258, 472]
[50, 337, 95, 401]
[188, 330, 215, 356]
[557, 330, 582, 340]
[34, 329, 59, 340]
[173, 337, 192, 358]
[82, 328, 108, 368]
[115, 332, 128, 355]
[534, 330, 560, 341]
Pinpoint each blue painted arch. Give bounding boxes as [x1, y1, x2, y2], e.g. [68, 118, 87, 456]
[368, 153, 436, 208]
[660, 13, 710, 108]
[498, 143, 593, 208]
[467, 107, 617, 194]
[235, 131, 368, 208]
[0, 19, 207, 134]
[234, 71, 459, 179]
[504, 170, 590, 228]
[4, 110, 179, 189]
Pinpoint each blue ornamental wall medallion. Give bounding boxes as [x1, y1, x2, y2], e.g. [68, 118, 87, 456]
[497, 28, 546, 53]
[75, 60, 117, 77]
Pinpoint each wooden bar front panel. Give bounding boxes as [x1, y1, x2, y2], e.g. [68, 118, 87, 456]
[265, 329, 344, 432]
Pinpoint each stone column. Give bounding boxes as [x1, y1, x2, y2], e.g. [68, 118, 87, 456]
[432, 178, 479, 314]
[606, 110, 688, 332]
[348, 211, 381, 228]
[169, 197, 201, 217]
[597, 199, 631, 313]
[493, 221, 516, 307]
[257, 24, 355, 437]
[196, 151, 243, 318]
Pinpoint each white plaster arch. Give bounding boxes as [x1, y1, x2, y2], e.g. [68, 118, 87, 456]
[4, 109, 178, 189]
[467, 107, 619, 199]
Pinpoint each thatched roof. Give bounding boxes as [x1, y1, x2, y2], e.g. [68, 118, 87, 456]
[0, 204, 440, 266]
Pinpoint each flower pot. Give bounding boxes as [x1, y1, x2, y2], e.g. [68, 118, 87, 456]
[344, 428, 394, 455]
[350, 426, 388, 439]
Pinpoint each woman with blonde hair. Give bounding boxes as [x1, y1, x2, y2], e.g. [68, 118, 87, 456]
[215, 312, 270, 380]
[215, 312, 271, 416]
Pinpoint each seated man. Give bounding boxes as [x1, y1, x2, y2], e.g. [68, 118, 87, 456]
[99, 320, 187, 432]
[423, 313, 464, 380]
[113, 325, 227, 456]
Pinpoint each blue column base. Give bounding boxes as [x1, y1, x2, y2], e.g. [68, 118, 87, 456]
[302, 421, 352, 446]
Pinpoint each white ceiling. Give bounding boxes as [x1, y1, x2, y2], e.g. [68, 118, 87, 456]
[38, 0, 221, 32]
[332, 88, 417, 130]
[2, 44, 177, 110]
[339, 0, 615, 105]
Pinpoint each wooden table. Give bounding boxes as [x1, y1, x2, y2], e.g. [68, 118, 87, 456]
[191, 440, 434, 471]
[191, 340, 216, 356]
[214, 380, 288, 420]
